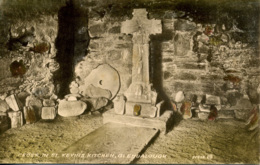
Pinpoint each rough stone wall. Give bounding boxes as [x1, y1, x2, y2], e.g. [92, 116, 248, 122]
[0, 0, 66, 99]
[75, 15, 133, 95]
[73, 0, 260, 108]
[0, 0, 259, 110]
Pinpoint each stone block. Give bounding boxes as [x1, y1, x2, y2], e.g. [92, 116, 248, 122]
[26, 95, 42, 119]
[163, 71, 173, 80]
[7, 111, 23, 128]
[125, 102, 157, 118]
[108, 26, 120, 33]
[83, 97, 108, 111]
[175, 72, 197, 81]
[58, 100, 87, 117]
[17, 91, 30, 106]
[174, 91, 185, 103]
[88, 24, 105, 37]
[232, 98, 253, 110]
[205, 94, 221, 105]
[162, 58, 173, 63]
[0, 100, 9, 112]
[41, 107, 56, 120]
[199, 104, 210, 112]
[43, 99, 55, 107]
[113, 95, 126, 115]
[234, 109, 251, 121]
[5, 95, 22, 111]
[115, 43, 132, 49]
[107, 50, 122, 61]
[174, 19, 196, 31]
[161, 42, 173, 50]
[218, 110, 235, 119]
[67, 96, 77, 101]
[88, 41, 99, 50]
[198, 111, 209, 120]
[23, 106, 37, 124]
[103, 110, 173, 134]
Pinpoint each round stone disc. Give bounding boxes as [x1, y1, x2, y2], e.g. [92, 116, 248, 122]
[81, 64, 120, 100]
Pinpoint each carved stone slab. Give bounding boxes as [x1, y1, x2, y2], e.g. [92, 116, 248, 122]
[54, 123, 159, 164]
[80, 64, 120, 100]
[121, 9, 161, 88]
[121, 8, 162, 116]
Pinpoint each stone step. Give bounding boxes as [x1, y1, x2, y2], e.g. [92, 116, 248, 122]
[53, 123, 159, 164]
[103, 109, 173, 134]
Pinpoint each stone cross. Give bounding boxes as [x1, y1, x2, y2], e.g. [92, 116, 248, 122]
[121, 9, 162, 102]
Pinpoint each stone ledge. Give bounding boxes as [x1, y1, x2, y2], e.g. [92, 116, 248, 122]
[103, 109, 173, 134]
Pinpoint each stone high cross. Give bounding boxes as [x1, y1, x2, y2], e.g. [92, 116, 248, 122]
[121, 9, 162, 102]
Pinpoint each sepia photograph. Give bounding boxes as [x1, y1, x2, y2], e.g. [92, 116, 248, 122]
[0, 0, 259, 164]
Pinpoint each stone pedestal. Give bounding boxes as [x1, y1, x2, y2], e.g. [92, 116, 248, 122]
[103, 109, 173, 134]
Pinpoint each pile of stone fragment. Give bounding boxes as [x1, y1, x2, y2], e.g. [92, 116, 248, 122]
[0, 93, 58, 133]
[0, 83, 112, 134]
[172, 91, 259, 131]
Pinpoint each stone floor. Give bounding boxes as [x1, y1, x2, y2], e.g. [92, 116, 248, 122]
[0, 113, 259, 164]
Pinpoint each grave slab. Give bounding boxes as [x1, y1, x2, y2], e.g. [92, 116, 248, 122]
[54, 123, 159, 164]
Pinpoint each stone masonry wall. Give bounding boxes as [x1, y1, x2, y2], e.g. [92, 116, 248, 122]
[73, 0, 260, 110]
[0, 0, 66, 99]
[0, 0, 259, 113]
